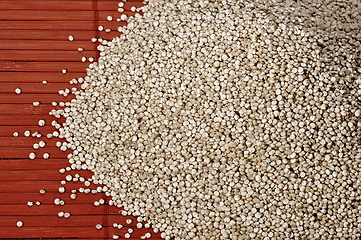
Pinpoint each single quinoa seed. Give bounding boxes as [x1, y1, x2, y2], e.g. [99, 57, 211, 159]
[16, 221, 23, 227]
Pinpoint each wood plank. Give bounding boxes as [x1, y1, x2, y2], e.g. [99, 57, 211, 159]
[0, 215, 104, 226]
[0, 204, 106, 216]
[0, 72, 85, 82]
[0, 159, 69, 170]
[0, 83, 73, 93]
[0, 170, 93, 181]
[0, 137, 61, 147]
[0, 147, 71, 159]
[0, 169, 73, 181]
[0, 126, 56, 136]
[0, 226, 162, 239]
[0, 40, 97, 50]
[0, 20, 126, 31]
[0, 10, 135, 21]
[0, 30, 121, 40]
[0, 50, 97, 61]
[0, 192, 107, 204]
[0, 226, 105, 238]
[0, 225, 156, 238]
[0, 61, 89, 72]
[0, 180, 99, 193]
[0, 1, 143, 11]
[0, 94, 73, 104]
[0, 104, 64, 115]
[0, 115, 64, 125]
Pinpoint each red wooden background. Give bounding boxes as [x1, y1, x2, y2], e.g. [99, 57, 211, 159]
[0, 0, 163, 239]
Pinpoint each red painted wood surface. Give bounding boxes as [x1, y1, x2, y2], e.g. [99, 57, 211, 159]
[0, 1, 164, 239]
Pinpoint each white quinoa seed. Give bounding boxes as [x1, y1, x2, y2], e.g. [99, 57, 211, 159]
[58, 187, 65, 193]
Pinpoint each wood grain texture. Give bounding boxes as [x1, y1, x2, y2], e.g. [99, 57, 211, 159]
[0, 61, 90, 72]
[0, 159, 70, 169]
[0, 29, 123, 40]
[0, 10, 135, 21]
[0, 21, 127, 30]
[0, 137, 61, 147]
[0, 180, 99, 193]
[0, 94, 72, 103]
[0, 1, 143, 10]
[0, 104, 63, 114]
[0, 50, 97, 61]
[0, 83, 75, 93]
[0, 72, 86, 82]
[0, 115, 65, 125]
[0, 1, 166, 239]
[0, 126, 57, 136]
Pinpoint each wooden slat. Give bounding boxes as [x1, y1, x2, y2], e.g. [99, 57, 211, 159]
[0, 40, 97, 50]
[0, 204, 106, 216]
[0, 226, 105, 238]
[0, 29, 121, 40]
[0, 137, 61, 147]
[0, 180, 98, 193]
[0, 1, 144, 11]
[0, 215, 160, 234]
[0, 126, 56, 136]
[0, 192, 106, 204]
[0, 115, 64, 125]
[0, 216, 162, 239]
[0, 226, 161, 239]
[0, 61, 89, 72]
[0, 50, 97, 61]
[0, 83, 74, 93]
[0, 20, 126, 30]
[0, 94, 73, 104]
[0, 10, 135, 21]
[0, 159, 69, 170]
[0, 169, 94, 180]
[0, 104, 64, 115]
[0, 215, 104, 226]
[0, 147, 71, 158]
[0, 170, 62, 180]
[0, 72, 85, 82]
